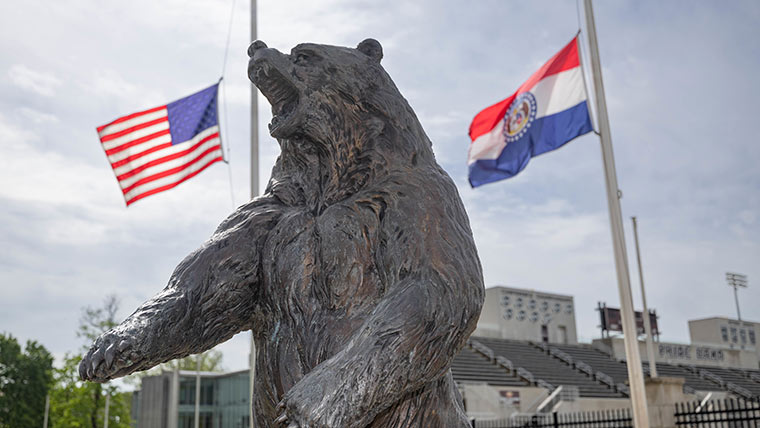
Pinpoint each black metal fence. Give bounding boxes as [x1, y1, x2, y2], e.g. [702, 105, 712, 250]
[472, 408, 633, 428]
[674, 397, 760, 427]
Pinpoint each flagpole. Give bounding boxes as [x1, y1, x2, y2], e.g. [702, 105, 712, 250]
[582, 0, 650, 426]
[249, 1, 258, 427]
[632, 216, 658, 377]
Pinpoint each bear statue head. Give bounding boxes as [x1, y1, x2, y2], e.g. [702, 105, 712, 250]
[248, 39, 434, 206]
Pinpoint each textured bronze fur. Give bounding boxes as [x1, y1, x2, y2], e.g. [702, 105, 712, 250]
[80, 39, 484, 428]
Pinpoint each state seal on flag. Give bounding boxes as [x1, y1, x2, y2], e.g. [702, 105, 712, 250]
[503, 92, 537, 143]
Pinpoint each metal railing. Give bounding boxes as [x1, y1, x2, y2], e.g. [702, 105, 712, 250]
[674, 397, 760, 426]
[574, 361, 593, 376]
[548, 347, 573, 366]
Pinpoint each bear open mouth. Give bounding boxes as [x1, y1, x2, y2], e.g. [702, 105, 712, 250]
[254, 63, 301, 135]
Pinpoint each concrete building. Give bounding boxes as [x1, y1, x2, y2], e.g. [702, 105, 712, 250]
[689, 317, 758, 353]
[132, 369, 250, 428]
[473, 286, 577, 344]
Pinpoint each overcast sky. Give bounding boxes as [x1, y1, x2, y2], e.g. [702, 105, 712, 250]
[1, 0, 758, 381]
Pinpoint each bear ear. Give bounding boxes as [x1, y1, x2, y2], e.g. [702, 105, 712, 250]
[357, 38, 383, 63]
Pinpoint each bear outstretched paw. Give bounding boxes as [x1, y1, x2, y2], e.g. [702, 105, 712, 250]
[79, 334, 137, 382]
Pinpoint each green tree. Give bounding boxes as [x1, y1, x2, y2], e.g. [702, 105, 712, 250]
[49, 354, 131, 428]
[0, 333, 54, 428]
[48, 295, 131, 428]
[77, 295, 120, 344]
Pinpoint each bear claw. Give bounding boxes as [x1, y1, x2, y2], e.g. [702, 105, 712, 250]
[79, 359, 87, 379]
[105, 343, 116, 368]
[80, 335, 134, 382]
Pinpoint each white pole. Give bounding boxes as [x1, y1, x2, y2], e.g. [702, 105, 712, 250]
[632, 216, 658, 378]
[582, 1, 650, 426]
[103, 390, 110, 428]
[168, 367, 179, 428]
[42, 394, 49, 428]
[250, 3, 259, 428]
[194, 355, 201, 428]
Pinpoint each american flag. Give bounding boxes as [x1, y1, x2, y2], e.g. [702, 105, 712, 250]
[97, 82, 224, 206]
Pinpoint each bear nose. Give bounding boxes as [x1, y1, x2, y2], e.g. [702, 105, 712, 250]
[248, 40, 268, 58]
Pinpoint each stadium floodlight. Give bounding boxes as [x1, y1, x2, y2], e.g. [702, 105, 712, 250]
[726, 272, 748, 321]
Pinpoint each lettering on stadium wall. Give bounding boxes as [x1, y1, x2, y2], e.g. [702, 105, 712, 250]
[658, 344, 724, 361]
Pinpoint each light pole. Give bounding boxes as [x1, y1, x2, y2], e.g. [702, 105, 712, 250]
[632, 217, 657, 377]
[725, 272, 747, 321]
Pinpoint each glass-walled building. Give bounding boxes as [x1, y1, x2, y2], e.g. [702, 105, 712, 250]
[132, 369, 250, 428]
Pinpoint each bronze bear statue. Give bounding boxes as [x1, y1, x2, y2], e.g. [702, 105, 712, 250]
[81, 38, 484, 428]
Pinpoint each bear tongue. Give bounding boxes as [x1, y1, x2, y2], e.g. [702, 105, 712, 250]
[269, 99, 297, 133]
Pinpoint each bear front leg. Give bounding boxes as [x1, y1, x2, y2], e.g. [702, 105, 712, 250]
[276, 275, 483, 428]
[80, 199, 282, 382]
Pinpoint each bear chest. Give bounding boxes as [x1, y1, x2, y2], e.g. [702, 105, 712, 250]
[261, 203, 383, 312]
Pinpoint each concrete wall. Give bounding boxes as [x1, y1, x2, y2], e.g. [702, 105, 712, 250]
[645, 377, 689, 428]
[461, 383, 630, 420]
[474, 286, 578, 344]
[557, 397, 630, 413]
[460, 383, 549, 419]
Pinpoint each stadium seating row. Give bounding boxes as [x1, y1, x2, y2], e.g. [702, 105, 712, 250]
[450, 337, 760, 400]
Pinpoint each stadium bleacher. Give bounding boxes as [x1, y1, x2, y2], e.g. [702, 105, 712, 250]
[453, 338, 760, 400]
[641, 362, 724, 392]
[554, 343, 741, 394]
[553, 343, 630, 385]
[451, 346, 529, 387]
[699, 366, 760, 397]
[471, 337, 623, 398]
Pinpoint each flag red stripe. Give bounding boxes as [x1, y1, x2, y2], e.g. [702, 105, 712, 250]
[124, 156, 223, 206]
[109, 143, 173, 169]
[515, 36, 579, 96]
[469, 36, 580, 141]
[104, 129, 171, 155]
[468, 95, 514, 141]
[96, 105, 167, 133]
[120, 145, 223, 194]
[99, 116, 168, 142]
[115, 133, 220, 180]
